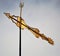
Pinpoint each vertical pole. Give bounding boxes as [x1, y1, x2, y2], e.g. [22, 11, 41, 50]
[19, 22, 21, 56]
[19, 2, 21, 56]
[19, 0, 24, 56]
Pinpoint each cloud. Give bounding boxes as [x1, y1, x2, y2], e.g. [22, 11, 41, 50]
[24, 0, 60, 9]
[0, 0, 19, 11]
[0, 0, 60, 56]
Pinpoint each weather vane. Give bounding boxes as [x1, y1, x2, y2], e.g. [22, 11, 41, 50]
[4, 0, 54, 56]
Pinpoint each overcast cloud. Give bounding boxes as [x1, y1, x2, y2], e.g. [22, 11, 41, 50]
[0, 0, 60, 56]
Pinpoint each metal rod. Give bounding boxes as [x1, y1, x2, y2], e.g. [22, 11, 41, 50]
[19, 0, 24, 56]
[19, 2, 21, 56]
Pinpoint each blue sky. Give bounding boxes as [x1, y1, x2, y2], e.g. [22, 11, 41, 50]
[0, 0, 60, 56]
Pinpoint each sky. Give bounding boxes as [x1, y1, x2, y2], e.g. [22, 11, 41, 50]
[0, 0, 60, 56]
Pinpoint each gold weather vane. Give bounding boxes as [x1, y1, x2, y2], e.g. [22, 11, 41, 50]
[4, 1, 54, 45]
[4, 13, 54, 45]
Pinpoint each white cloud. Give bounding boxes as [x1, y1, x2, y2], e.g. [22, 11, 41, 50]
[0, 0, 60, 56]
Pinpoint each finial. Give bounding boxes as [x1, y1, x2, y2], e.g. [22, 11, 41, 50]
[20, 2, 24, 8]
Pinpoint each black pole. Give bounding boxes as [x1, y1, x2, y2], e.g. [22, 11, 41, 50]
[19, 2, 21, 56]
[19, 1, 24, 56]
[19, 27, 21, 56]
